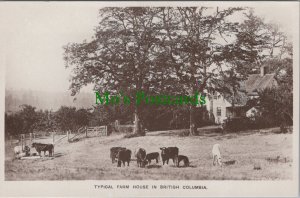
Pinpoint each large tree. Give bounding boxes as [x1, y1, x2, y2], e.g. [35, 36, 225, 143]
[259, 57, 293, 124]
[236, 9, 290, 65]
[64, 7, 290, 136]
[64, 7, 167, 136]
[159, 7, 244, 135]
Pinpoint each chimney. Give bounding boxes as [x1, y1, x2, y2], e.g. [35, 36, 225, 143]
[260, 66, 268, 77]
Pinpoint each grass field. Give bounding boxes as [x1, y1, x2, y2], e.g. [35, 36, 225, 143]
[5, 128, 293, 180]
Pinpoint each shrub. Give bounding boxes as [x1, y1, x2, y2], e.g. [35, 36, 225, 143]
[223, 114, 287, 133]
[118, 126, 134, 133]
[124, 133, 143, 138]
[223, 117, 253, 132]
[178, 130, 190, 137]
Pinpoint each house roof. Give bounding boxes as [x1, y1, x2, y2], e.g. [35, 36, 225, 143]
[223, 73, 277, 106]
[244, 73, 277, 96]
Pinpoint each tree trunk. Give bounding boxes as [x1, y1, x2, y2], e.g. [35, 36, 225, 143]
[133, 106, 145, 136]
[189, 105, 197, 136]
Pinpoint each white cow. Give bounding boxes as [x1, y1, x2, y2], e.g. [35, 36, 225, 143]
[212, 144, 222, 166]
[14, 146, 24, 159]
[14, 146, 22, 155]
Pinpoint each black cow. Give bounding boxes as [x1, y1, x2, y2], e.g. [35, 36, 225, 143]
[110, 147, 126, 163]
[135, 148, 147, 167]
[117, 149, 132, 167]
[24, 145, 31, 156]
[177, 155, 189, 167]
[160, 147, 179, 165]
[145, 152, 159, 165]
[31, 143, 54, 157]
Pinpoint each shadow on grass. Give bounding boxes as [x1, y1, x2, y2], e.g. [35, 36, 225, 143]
[146, 164, 161, 169]
[37, 152, 65, 159]
[53, 152, 65, 158]
[223, 160, 236, 166]
[177, 165, 197, 168]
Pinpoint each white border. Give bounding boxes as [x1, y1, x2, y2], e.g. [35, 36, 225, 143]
[0, 1, 298, 197]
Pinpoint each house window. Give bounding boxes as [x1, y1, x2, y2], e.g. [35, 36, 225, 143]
[217, 107, 222, 116]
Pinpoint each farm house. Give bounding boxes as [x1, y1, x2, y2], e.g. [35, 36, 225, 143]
[206, 66, 278, 124]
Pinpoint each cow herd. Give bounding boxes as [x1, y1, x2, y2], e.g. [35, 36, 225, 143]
[110, 146, 190, 168]
[110, 143, 224, 168]
[14, 141, 223, 168]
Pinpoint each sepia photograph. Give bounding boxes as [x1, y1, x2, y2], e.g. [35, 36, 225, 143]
[0, 1, 299, 197]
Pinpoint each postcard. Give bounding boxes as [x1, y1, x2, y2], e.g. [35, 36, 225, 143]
[0, 1, 299, 197]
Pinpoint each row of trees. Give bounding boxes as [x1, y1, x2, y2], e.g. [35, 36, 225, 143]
[5, 104, 213, 138]
[64, 7, 292, 136]
[5, 67, 292, 138]
[5, 105, 91, 138]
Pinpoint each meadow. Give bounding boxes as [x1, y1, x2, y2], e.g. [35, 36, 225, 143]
[5, 128, 293, 180]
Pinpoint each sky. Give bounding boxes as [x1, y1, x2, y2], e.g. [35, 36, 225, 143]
[0, 2, 298, 93]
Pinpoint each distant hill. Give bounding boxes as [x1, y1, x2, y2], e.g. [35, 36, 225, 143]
[5, 89, 95, 113]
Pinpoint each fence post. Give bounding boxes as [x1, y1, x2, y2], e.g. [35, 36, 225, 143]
[20, 134, 23, 151]
[115, 120, 119, 131]
[85, 126, 88, 138]
[29, 133, 32, 144]
[67, 131, 69, 142]
[20, 134, 25, 151]
[105, 126, 108, 136]
[52, 132, 55, 144]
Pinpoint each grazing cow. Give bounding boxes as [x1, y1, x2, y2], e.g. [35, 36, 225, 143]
[145, 152, 159, 165]
[110, 147, 126, 163]
[177, 155, 189, 167]
[117, 149, 132, 167]
[160, 147, 179, 165]
[135, 148, 147, 167]
[31, 143, 54, 157]
[212, 144, 222, 166]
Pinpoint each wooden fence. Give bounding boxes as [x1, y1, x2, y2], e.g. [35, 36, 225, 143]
[10, 125, 108, 148]
[67, 125, 108, 142]
[114, 120, 134, 133]
[13, 132, 60, 151]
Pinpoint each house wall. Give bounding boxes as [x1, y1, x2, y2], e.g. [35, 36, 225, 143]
[206, 93, 231, 124]
[246, 107, 260, 117]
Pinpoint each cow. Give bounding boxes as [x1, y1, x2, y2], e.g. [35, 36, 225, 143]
[31, 143, 54, 157]
[23, 145, 30, 156]
[177, 155, 189, 167]
[117, 149, 132, 167]
[110, 147, 126, 163]
[14, 146, 23, 159]
[145, 152, 159, 165]
[14, 146, 22, 155]
[135, 148, 147, 167]
[160, 147, 179, 166]
[212, 144, 222, 166]
[14, 145, 30, 159]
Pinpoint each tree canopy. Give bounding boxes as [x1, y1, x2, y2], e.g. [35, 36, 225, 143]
[63, 7, 292, 136]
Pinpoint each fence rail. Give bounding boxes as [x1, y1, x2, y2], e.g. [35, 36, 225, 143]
[114, 120, 134, 133]
[68, 125, 108, 142]
[9, 125, 108, 148]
